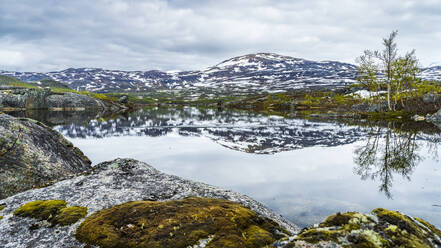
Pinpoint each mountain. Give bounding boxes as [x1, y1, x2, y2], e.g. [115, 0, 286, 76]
[421, 66, 441, 82]
[0, 53, 358, 94]
[1, 53, 440, 94]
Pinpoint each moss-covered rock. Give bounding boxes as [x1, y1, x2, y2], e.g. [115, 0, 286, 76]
[0, 205, 4, 211]
[75, 197, 287, 248]
[13, 200, 87, 227]
[53, 206, 88, 226]
[0, 113, 92, 199]
[287, 208, 441, 248]
[14, 200, 67, 220]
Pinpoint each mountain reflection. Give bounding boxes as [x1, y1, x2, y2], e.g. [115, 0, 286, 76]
[49, 107, 367, 154]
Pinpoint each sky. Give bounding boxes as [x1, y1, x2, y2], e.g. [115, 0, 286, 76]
[1, 0, 441, 72]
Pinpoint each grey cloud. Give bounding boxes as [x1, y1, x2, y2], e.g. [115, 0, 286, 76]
[0, 0, 440, 72]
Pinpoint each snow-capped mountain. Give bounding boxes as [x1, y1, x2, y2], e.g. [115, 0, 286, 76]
[2, 53, 439, 94]
[421, 66, 441, 82]
[0, 53, 358, 93]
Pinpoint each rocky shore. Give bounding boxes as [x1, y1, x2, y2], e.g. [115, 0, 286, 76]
[0, 86, 126, 112]
[0, 113, 441, 247]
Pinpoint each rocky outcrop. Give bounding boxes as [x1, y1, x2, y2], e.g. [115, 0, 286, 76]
[0, 86, 126, 112]
[0, 87, 51, 110]
[0, 114, 91, 199]
[0, 158, 298, 248]
[1, 158, 440, 247]
[46, 92, 108, 111]
[286, 209, 441, 247]
[423, 93, 441, 105]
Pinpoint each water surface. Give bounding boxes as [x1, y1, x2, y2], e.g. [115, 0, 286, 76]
[14, 107, 441, 228]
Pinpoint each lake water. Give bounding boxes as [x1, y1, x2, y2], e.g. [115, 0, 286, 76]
[15, 107, 441, 228]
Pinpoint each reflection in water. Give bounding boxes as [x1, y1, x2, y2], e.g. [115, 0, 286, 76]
[354, 126, 420, 198]
[53, 107, 367, 154]
[7, 107, 441, 228]
[354, 123, 441, 198]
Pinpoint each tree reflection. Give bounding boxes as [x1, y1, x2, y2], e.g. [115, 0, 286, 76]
[354, 124, 421, 198]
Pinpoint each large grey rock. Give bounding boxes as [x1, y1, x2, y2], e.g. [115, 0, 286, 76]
[46, 92, 107, 111]
[119, 95, 129, 104]
[423, 93, 441, 104]
[0, 114, 91, 199]
[0, 88, 51, 109]
[0, 158, 299, 248]
[0, 87, 126, 112]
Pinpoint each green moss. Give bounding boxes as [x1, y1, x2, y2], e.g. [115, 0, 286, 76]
[372, 208, 437, 248]
[0, 216, 2, 220]
[414, 217, 441, 240]
[0, 205, 4, 211]
[53, 206, 88, 226]
[13, 200, 87, 227]
[14, 200, 67, 221]
[347, 229, 389, 248]
[372, 208, 423, 238]
[290, 209, 441, 248]
[296, 228, 342, 244]
[75, 197, 286, 248]
[244, 225, 275, 247]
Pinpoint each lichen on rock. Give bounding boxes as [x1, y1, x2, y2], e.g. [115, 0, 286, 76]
[75, 197, 288, 248]
[13, 199, 87, 227]
[0, 113, 92, 199]
[287, 208, 441, 248]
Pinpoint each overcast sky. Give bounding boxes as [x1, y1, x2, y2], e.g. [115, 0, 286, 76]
[1, 0, 440, 72]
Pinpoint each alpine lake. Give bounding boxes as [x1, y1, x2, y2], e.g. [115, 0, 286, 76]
[8, 106, 441, 229]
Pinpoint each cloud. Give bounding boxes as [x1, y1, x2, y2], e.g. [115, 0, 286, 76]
[0, 0, 440, 72]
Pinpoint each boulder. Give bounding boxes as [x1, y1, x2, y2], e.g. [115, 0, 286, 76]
[119, 95, 129, 104]
[0, 158, 298, 248]
[286, 209, 441, 248]
[0, 114, 91, 199]
[0, 87, 126, 112]
[46, 92, 107, 111]
[0, 88, 51, 109]
[423, 93, 441, 104]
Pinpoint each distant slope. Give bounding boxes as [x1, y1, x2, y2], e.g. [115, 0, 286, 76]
[1, 53, 439, 94]
[0, 75, 71, 90]
[0, 53, 357, 93]
[421, 66, 441, 82]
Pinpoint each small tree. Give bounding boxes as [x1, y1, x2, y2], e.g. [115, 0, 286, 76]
[356, 50, 380, 99]
[391, 50, 420, 108]
[356, 30, 421, 111]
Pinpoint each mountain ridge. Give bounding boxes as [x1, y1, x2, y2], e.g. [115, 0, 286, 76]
[1, 53, 440, 94]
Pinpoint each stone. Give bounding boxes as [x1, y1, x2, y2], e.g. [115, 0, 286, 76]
[422, 93, 441, 104]
[46, 92, 107, 111]
[286, 209, 441, 248]
[75, 197, 288, 248]
[119, 95, 129, 104]
[0, 87, 126, 112]
[0, 114, 91, 199]
[411, 114, 425, 121]
[0, 158, 298, 248]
